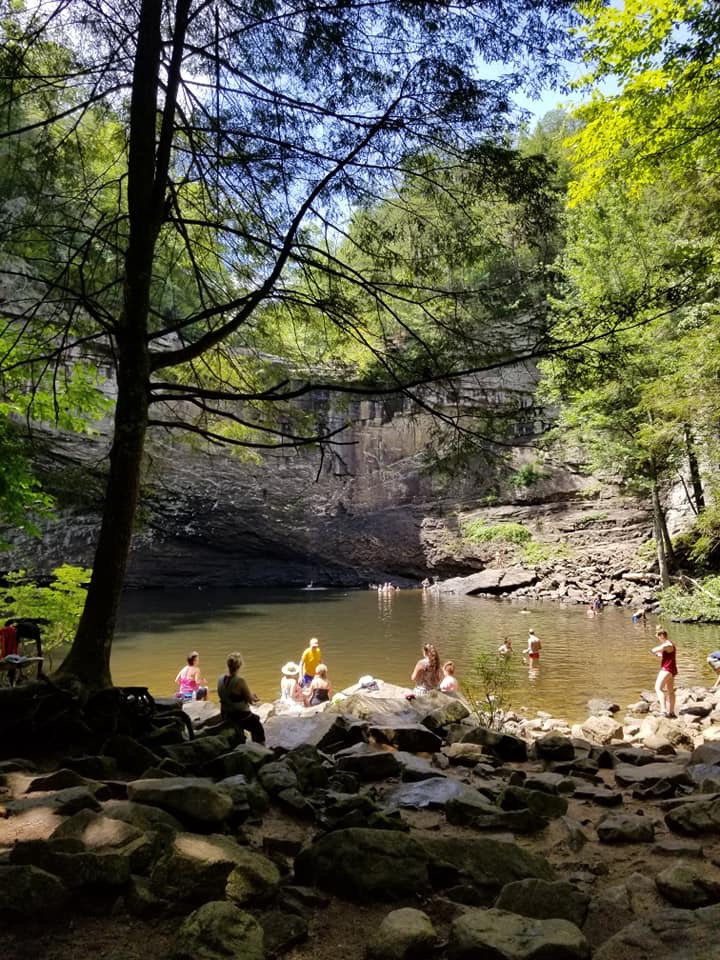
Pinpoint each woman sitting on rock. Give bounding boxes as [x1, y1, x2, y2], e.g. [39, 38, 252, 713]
[217, 652, 265, 743]
[410, 643, 442, 696]
[304, 663, 332, 707]
[280, 661, 303, 702]
[174, 651, 208, 701]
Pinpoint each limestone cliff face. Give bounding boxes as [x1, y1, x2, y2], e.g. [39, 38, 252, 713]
[0, 367, 663, 591]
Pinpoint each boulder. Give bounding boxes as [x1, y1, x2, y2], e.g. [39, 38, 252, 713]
[263, 712, 364, 751]
[532, 735, 575, 762]
[394, 752, 446, 782]
[613, 762, 692, 789]
[127, 777, 233, 825]
[498, 785, 568, 820]
[573, 716, 623, 745]
[225, 848, 281, 905]
[587, 699, 620, 716]
[369, 723, 442, 753]
[170, 900, 263, 960]
[366, 907, 437, 960]
[448, 907, 590, 960]
[446, 792, 542, 834]
[596, 813, 656, 844]
[655, 859, 720, 908]
[665, 794, 720, 835]
[151, 832, 271, 904]
[494, 879, 590, 928]
[0, 864, 70, 916]
[100, 798, 184, 838]
[161, 731, 239, 770]
[294, 828, 433, 901]
[593, 904, 720, 960]
[418, 835, 554, 902]
[461, 727, 528, 762]
[385, 778, 477, 811]
[257, 760, 299, 795]
[335, 743, 402, 780]
[10, 837, 134, 888]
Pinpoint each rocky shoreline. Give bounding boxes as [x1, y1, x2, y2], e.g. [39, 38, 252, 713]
[2, 681, 720, 959]
[434, 562, 662, 614]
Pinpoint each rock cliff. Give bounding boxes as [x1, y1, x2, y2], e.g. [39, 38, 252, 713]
[0, 370, 675, 598]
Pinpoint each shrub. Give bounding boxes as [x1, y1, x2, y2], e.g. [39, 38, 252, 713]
[511, 463, 551, 489]
[461, 652, 513, 730]
[461, 519, 531, 546]
[522, 541, 573, 565]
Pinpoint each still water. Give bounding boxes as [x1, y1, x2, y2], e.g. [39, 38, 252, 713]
[112, 588, 720, 724]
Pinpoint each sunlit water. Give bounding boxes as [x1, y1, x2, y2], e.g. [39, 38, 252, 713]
[111, 588, 720, 724]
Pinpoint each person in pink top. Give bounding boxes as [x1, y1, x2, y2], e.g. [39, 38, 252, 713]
[652, 627, 677, 718]
[175, 651, 208, 701]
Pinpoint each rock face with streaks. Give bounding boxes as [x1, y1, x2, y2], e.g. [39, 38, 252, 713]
[0, 366, 676, 598]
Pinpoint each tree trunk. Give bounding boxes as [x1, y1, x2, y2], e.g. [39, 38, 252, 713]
[55, 362, 150, 687]
[684, 425, 705, 513]
[651, 480, 671, 588]
[57, 0, 170, 688]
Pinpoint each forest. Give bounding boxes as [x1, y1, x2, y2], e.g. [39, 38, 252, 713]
[2, 0, 720, 688]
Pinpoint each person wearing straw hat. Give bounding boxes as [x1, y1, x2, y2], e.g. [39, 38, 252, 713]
[280, 661, 302, 702]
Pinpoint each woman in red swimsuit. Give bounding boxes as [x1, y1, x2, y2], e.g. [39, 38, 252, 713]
[652, 627, 677, 718]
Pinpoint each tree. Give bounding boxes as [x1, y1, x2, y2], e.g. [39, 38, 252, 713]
[0, 0, 580, 688]
[570, 0, 720, 200]
[537, 1, 720, 584]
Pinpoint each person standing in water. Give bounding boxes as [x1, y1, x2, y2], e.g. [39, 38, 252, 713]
[652, 626, 677, 718]
[523, 629, 542, 661]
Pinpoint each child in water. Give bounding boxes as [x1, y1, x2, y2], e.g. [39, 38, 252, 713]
[440, 661, 458, 693]
[497, 638, 513, 656]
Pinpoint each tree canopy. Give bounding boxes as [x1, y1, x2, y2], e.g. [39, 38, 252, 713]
[0, 0, 582, 686]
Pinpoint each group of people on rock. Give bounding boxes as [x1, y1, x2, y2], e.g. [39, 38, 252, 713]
[174, 637, 333, 718]
[174, 649, 266, 744]
[279, 636, 333, 707]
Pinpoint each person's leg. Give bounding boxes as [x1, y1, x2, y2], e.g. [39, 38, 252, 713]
[239, 710, 265, 744]
[655, 671, 668, 713]
[666, 676, 676, 717]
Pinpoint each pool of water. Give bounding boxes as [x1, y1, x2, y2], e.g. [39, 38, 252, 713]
[111, 587, 720, 724]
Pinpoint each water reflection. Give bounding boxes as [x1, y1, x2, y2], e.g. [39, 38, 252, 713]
[111, 587, 720, 723]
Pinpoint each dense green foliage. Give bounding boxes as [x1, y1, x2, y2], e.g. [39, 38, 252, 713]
[462, 519, 532, 546]
[0, 565, 91, 650]
[659, 576, 720, 624]
[536, 0, 720, 600]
